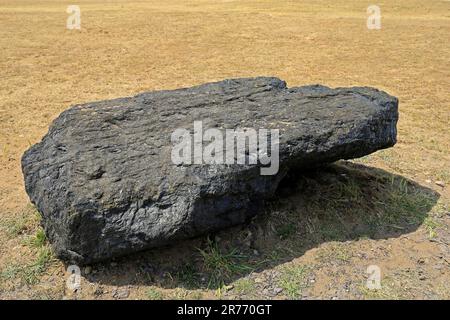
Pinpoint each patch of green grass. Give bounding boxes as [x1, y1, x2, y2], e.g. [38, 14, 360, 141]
[379, 176, 436, 226]
[331, 172, 437, 233]
[147, 287, 163, 300]
[198, 239, 253, 289]
[335, 178, 362, 203]
[23, 228, 47, 248]
[1, 206, 40, 239]
[0, 264, 21, 281]
[276, 264, 310, 299]
[176, 263, 200, 289]
[22, 247, 54, 285]
[8, 226, 50, 286]
[0, 246, 54, 286]
[423, 216, 441, 239]
[271, 163, 439, 248]
[232, 278, 256, 296]
[266, 247, 285, 264]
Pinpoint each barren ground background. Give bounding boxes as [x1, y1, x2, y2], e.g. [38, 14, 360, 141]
[0, 0, 449, 299]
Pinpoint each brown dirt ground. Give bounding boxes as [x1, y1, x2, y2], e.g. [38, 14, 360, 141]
[0, 0, 449, 300]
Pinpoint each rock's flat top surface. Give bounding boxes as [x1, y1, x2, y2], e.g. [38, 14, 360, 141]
[22, 77, 398, 264]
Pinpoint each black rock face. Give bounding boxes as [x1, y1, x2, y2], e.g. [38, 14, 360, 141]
[22, 77, 398, 264]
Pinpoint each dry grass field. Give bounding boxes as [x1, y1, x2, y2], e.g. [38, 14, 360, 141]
[0, 0, 449, 299]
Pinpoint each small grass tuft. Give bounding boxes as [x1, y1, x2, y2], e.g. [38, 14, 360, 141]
[0, 246, 54, 286]
[276, 264, 310, 299]
[232, 278, 256, 296]
[22, 246, 54, 285]
[423, 216, 441, 239]
[381, 176, 436, 226]
[198, 238, 253, 289]
[147, 287, 163, 300]
[23, 228, 47, 248]
[176, 263, 200, 289]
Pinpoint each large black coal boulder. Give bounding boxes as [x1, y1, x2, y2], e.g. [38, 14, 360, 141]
[22, 77, 398, 264]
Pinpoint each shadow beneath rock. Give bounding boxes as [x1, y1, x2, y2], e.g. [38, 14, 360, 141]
[84, 161, 439, 292]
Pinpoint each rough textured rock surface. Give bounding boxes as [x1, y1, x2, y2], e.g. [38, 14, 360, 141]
[22, 77, 398, 264]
